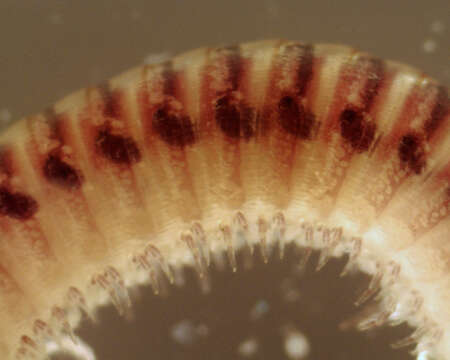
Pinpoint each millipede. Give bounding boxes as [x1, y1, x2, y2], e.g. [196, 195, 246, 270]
[0, 39, 448, 359]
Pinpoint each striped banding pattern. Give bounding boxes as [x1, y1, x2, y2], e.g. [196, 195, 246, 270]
[0, 40, 448, 359]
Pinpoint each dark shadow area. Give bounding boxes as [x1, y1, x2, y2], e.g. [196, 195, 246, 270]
[53, 245, 415, 360]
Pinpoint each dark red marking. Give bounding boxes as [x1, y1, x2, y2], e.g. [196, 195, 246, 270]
[211, 46, 257, 139]
[423, 86, 449, 138]
[271, 44, 316, 139]
[398, 133, 426, 174]
[93, 83, 142, 164]
[337, 58, 384, 151]
[278, 96, 315, 139]
[215, 94, 255, 139]
[99, 83, 122, 119]
[339, 108, 376, 152]
[283, 44, 314, 97]
[218, 45, 242, 91]
[43, 154, 83, 189]
[360, 58, 384, 110]
[40, 109, 85, 189]
[0, 149, 38, 220]
[161, 63, 177, 95]
[43, 108, 67, 139]
[153, 105, 196, 147]
[96, 130, 141, 165]
[0, 148, 13, 177]
[0, 186, 38, 220]
[148, 61, 197, 147]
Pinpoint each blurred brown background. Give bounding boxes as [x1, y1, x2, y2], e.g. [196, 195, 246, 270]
[0, 1, 448, 359]
[0, 0, 449, 122]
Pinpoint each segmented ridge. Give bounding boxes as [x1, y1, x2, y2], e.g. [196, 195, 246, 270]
[0, 40, 447, 359]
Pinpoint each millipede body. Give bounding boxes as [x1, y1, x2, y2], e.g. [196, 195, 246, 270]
[0, 40, 448, 359]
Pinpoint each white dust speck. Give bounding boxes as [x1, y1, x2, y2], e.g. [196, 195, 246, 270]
[171, 319, 209, 345]
[264, 0, 280, 18]
[49, 13, 63, 25]
[130, 9, 142, 21]
[237, 337, 259, 357]
[283, 328, 310, 360]
[281, 277, 302, 302]
[430, 20, 445, 34]
[249, 299, 270, 320]
[171, 320, 196, 345]
[423, 39, 438, 53]
[143, 52, 173, 65]
[196, 323, 209, 337]
[0, 108, 12, 126]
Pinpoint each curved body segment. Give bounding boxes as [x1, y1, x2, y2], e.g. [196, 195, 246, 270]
[0, 40, 448, 359]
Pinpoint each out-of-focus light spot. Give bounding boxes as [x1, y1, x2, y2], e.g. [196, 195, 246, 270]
[237, 337, 259, 357]
[430, 20, 445, 34]
[423, 39, 438, 53]
[171, 319, 209, 345]
[281, 277, 302, 302]
[283, 329, 310, 360]
[249, 299, 270, 320]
